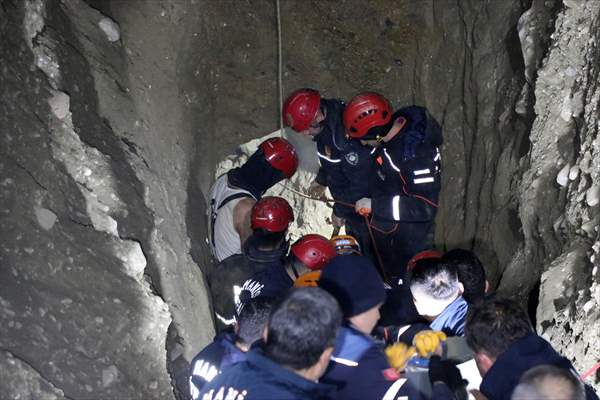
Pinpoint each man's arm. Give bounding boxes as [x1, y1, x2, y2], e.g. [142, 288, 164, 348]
[233, 197, 256, 246]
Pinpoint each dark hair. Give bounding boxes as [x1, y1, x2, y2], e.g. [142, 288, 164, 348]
[512, 364, 586, 400]
[264, 287, 342, 370]
[408, 259, 459, 300]
[250, 229, 286, 249]
[442, 249, 486, 304]
[236, 297, 275, 346]
[465, 297, 533, 358]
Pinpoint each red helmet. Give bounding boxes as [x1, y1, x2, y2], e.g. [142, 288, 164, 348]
[259, 137, 299, 178]
[251, 196, 294, 233]
[283, 89, 321, 132]
[406, 249, 443, 272]
[291, 234, 337, 271]
[344, 92, 392, 139]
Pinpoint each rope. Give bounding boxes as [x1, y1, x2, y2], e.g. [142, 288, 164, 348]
[581, 361, 600, 381]
[275, 0, 284, 135]
[278, 182, 391, 284]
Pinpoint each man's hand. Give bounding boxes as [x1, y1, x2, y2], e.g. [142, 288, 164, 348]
[307, 181, 327, 200]
[355, 197, 372, 216]
[331, 211, 345, 228]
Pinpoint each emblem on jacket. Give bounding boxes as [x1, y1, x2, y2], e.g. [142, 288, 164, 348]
[345, 152, 358, 166]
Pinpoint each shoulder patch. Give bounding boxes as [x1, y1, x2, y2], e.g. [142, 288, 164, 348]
[345, 151, 359, 166]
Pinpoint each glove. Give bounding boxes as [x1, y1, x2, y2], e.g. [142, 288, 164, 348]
[413, 330, 447, 357]
[385, 342, 416, 371]
[307, 181, 327, 200]
[428, 355, 468, 399]
[355, 197, 372, 216]
[331, 211, 345, 228]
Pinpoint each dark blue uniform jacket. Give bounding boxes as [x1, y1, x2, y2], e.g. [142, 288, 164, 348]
[314, 99, 373, 219]
[199, 348, 334, 400]
[321, 324, 424, 400]
[371, 106, 442, 223]
[480, 333, 599, 400]
[189, 332, 246, 398]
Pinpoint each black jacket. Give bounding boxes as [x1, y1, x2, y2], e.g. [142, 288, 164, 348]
[371, 106, 442, 223]
[314, 99, 373, 219]
[199, 348, 334, 400]
[209, 236, 287, 326]
[480, 333, 598, 400]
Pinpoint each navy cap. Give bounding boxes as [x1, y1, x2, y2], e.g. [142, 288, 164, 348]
[319, 255, 386, 318]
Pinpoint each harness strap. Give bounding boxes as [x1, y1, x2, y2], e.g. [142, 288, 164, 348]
[210, 192, 254, 247]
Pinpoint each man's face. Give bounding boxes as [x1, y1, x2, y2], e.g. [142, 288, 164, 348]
[300, 107, 326, 136]
[349, 303, 382, 335]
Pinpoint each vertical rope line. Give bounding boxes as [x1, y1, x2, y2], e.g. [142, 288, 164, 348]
[276, 0, 284, 136]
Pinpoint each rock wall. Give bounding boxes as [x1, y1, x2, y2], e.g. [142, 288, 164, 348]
[504, 0, 600, 389]
[0, 0, 213, 398]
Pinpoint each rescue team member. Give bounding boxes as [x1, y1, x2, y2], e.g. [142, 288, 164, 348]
[465, 298, 599, 400]
[237, 234, 336, 313]
[512, 365, 586, 400]
[344, 92, 442, 287]
[198, 288, 342, 400]
[208, 137, 298, 262]
[283, 89, 374, 257]
[208, 196, 293, 328]
[442, 248, 489, 304]
[189, 297, 274, 398]
[318, 255, 424, 400]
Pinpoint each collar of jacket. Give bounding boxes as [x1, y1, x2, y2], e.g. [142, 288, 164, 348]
[480, 333, 575, 400]
[429, 296, 468, 336]
[246, 348, 336, 397]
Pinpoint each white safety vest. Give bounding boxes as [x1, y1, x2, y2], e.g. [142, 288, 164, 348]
[208, 174, 256, 262]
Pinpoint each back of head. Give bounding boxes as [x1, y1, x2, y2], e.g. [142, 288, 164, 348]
[319, 255, 386, 318]
[264, 287, 341, 370]
[236, 297, 275, 347]
[465, 297, 533, 358]
[511, 365, 586, 400]
[443, 249, 486, 304]
[245, 229, 287, 252]
[409, 259, 460, 317]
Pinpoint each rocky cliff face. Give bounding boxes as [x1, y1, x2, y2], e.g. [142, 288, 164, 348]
[1, 0, 598, 397]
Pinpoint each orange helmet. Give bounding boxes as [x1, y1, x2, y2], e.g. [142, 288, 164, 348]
[330, 235, 362, 255]
[293, 270, 322, 288]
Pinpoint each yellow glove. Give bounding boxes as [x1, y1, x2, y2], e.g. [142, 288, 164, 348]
[385, 343, 416, 371]
[413, 330, 447, 357]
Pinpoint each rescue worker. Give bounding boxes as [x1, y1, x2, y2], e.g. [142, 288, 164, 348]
[208, 196, 293, 328]
[465, 298, 599, 400]
[189, 297, 274, 398]
[442, 248, 489, 304]
[207, 137, 298, 262]
[344, 92, 442, 287]
[283, 89, 374, 256]
[237, 233, 336, 313]
[512, 365, 586, 400]
[318, 255, 424, 400]
[198, 288, 342, 400]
